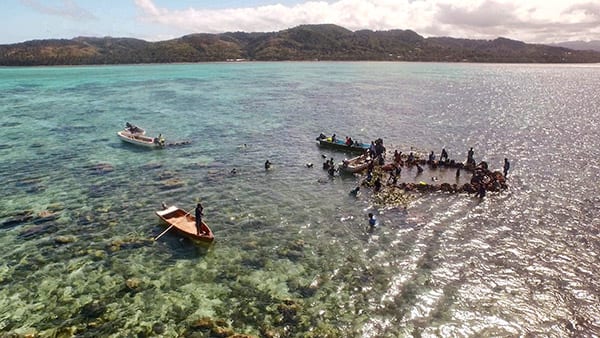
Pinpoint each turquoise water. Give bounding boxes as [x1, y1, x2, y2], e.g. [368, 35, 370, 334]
[1, 62, 599, 337]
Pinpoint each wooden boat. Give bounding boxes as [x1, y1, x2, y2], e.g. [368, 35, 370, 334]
[339, 155, 371, 174]
[155, 205, 215, 244]
[117, 130, 164, 148]
[316, 137, 370, 154]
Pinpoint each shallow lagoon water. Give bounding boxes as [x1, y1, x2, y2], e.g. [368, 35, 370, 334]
[0, 62, 599, 337]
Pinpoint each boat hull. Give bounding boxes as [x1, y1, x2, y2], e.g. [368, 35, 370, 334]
[339, 155, 371, 173]
[155, 206, 215, 245]
[117, 131, 162, 148]
[317, 139, 369, 154]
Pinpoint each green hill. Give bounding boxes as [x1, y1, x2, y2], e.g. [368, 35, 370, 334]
[2, 24, 599, 65]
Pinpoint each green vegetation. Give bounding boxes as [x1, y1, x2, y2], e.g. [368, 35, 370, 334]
[2, 24, 600, 65]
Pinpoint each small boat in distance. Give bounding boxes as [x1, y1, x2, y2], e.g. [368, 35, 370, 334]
[316, 133, 370, 154]
[155, 205, 215, 245]
[117, 130, 165, 148]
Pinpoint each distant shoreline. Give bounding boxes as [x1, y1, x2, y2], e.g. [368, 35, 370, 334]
[2, 24, 600, 66]
[2, 60, 600, 68]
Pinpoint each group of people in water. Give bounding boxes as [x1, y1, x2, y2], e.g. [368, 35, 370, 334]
[207, 131, 513, 233]
[334, 139, 511, 197]
[242, 133, 511, 232]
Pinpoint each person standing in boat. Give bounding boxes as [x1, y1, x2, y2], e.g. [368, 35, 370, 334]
[195, 203, 204, 235]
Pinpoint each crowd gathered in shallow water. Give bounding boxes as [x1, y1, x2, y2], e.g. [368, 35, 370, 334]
[316, 133, 510, 200]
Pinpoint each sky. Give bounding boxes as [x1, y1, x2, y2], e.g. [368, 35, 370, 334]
[1, 0, 599, 45]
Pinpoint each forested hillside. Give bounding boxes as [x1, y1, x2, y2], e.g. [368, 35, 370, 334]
[2, 24, 599, 65]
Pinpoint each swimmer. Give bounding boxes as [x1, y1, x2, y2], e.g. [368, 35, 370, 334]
[367, 213, 377, 232]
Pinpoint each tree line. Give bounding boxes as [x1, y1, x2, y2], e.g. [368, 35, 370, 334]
[2, 24, 600, 66]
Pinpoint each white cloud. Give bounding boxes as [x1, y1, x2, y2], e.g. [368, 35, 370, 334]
[20, 0, 97, 20]
[133, 0, 600, 43]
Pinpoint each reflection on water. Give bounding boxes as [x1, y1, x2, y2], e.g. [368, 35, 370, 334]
[0, 63, 599, 336]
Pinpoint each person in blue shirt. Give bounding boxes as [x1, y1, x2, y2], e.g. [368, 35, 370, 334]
[368, 213, 377, 231]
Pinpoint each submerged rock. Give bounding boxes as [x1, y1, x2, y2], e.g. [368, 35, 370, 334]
[160, 178, 185, 190]
[54, 235, 77, 245]
[33, 210, 60, 224]
[124, 277, 143, 294]
[156, 170, 176, 180]
[277, 299, 301, 325]
[18, 223, 58, 240]
[190, 317, 215, 330]
[16, 177, 43, 187]
[289, 239, 305, 251]
[87, 163, 114, 175]
[84, 249, 106, 260]
[142, 162, 163, 170]
[188, 317, 252, 337]
[277, 247, 304, 261]
[1, 210, 33, 229]
[108, 238, 153, 252]
[80, 301, 106, 319]
[372, 187, 412, 208]
[152, 323, 165, 334]
[288, 279, 318, 298]
[25, 184, 46, 193]
[77, 213, 94, 225]
[46, 203, 65, 213]
[212, 326, 235, 337]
